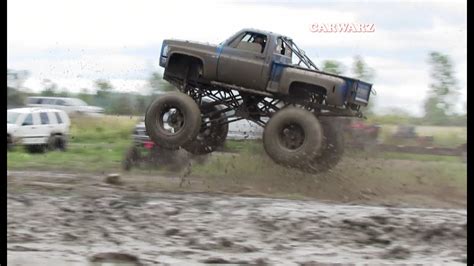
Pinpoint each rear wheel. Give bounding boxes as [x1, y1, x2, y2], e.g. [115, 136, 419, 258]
[145, 92, 201, 149]
[183, 102, 229, 155]
[303, 118, 344, 173]
[263, 107, 323, 167]
[48, 135, 67, 151]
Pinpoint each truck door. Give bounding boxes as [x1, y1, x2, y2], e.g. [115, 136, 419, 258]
[217, 32, 268, 90]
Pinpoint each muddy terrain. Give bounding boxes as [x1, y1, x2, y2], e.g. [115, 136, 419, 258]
[7, 171, 466, 265]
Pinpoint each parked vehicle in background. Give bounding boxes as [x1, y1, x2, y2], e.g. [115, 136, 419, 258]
[26, 96, 104, 116]
[344, 119, 381, 149]
[391, 125, 434, 146]
[7, 108, 70, 153]
[122, 120, 211, 171]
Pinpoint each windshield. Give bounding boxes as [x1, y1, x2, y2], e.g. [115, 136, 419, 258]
[67, 98, 88, 106]
[7, 112, 20, 124]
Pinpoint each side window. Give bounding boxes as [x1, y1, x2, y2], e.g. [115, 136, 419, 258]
[234, 32, 267, 53]
[55, 99, 66, 106]
[22, 114, 33, 126]
[27, 98, 40, 104]
[43, 99, 55, 105]
[40, 112, 50, 124]
[275, 38, 292, 58]
[55, 112, 63, 124]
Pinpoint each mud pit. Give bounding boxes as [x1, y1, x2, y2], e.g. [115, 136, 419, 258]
[7, 171, 466, 265]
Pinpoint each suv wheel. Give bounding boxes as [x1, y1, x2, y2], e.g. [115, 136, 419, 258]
[49, 135, 67, 151]
[145, 92, 201, 149]
[263, 107, 323, 167]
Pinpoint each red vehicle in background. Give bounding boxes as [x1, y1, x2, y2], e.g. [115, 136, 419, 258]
[344, 119, 381, 149]
[122, 121, 211, 171]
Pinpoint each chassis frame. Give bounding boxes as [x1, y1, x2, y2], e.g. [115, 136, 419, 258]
[163, 74, 364, 131]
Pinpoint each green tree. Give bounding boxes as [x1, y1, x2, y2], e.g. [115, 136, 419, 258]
[78, 88, 93, 104]
[40, 79, 58, 96]
[148, 72, 175, 94]
[57, 87, 70, 97]
[7, 87, 26, 107]
[423, 51, 460, 125]
[352, 56, 376, 115]
[321, 60, 345, 75]
[110, 94, 134, 115]
[7, 69, 30, 107]
[95, 79, 114, 98]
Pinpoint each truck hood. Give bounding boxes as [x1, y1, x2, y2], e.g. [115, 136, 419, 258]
[164, 39, 218, 48]
[162, 39, 219, 56]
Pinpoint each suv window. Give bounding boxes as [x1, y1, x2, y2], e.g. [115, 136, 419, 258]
[42, 99, 56, 105]
[27, 98, 40, 104]
[55, 112, 63, 124]
[235, 32, 267, 53]
[55, 99, 66, 106]
[22, 114, 33, 126]
[40, 112, 50, 124]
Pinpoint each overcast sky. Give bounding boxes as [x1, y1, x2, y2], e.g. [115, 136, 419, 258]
[7, 0, 467, 116]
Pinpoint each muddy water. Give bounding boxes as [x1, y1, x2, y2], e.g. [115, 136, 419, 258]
[8, 185, 466, 265]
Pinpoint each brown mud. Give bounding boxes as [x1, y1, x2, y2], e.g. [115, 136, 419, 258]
[7, 170, 466, 265]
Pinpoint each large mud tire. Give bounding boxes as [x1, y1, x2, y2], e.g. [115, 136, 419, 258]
[303, 118, 345, 173]
[145, 92, 201, 149]
[183, 103, 228, 155]
[263, 107, 323, 167]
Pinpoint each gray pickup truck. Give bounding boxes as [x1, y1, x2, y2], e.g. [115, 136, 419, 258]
[145, 28, 373, 173]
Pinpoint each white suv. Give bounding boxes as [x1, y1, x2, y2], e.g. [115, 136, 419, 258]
[26, 96, 104, 116]
[7, 108, 70, 153]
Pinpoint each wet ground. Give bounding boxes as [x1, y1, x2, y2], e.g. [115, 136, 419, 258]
[7, 171, 467, 265]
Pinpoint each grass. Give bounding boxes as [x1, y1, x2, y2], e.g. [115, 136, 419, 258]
[8, 115, 138, 172]
[7, 116, 466, 206]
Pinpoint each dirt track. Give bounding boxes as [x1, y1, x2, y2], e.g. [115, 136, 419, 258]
[7, 171, 467, 265]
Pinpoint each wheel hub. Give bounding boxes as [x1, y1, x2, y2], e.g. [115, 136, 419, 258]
[280, 124, 305, 150]
[161, 108, 185, 134]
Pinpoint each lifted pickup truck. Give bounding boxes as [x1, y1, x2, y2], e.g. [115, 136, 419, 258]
[145, 28, 373, 173]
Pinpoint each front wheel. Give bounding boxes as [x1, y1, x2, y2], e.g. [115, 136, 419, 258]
[263, 107, 323, 168]
[145, 92, 202, 149]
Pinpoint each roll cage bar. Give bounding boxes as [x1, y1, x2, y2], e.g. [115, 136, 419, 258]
[281, 37, 319, 71]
